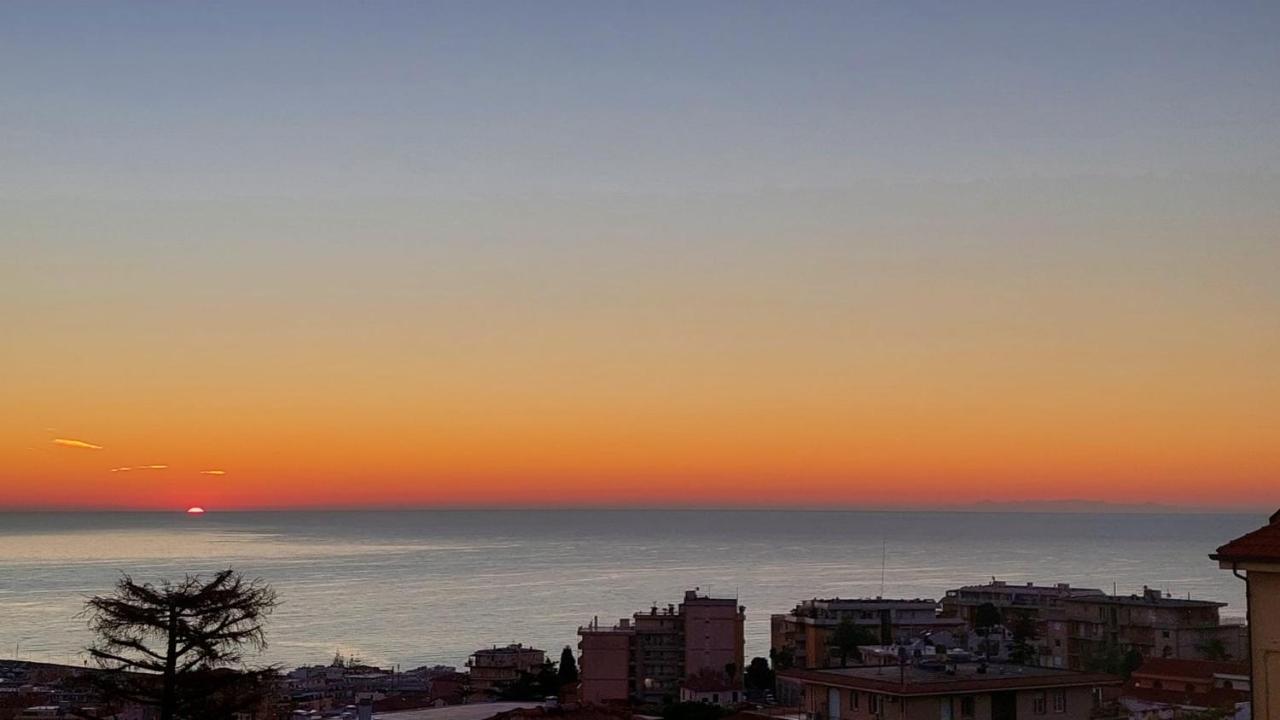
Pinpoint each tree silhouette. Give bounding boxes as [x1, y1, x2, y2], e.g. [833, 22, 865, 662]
[828, 618, 877, 667]
[559, 646, 579, 686]
[83, 569, 278, 720]
[1007, 611, 1039, 665]
[1196, 638, 1230, 661]
[973, 603, 1003, 660]
[744, 657, 774, 693]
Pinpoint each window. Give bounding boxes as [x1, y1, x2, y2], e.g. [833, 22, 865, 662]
[851, 691, 859, 709]
[940, 697, 954, 720]
[1033, 692, 1047, 715]
[870, 694, 885, 716]
[1052, 690, 1066, 713]
[960, 697, 975, 720]
[1162, 631, 1170, 639]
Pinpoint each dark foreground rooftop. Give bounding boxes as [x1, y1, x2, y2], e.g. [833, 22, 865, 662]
[780, 663, 1121, 696]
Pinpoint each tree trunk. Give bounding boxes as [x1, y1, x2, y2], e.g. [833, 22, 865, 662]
[161, 603, 178, 720]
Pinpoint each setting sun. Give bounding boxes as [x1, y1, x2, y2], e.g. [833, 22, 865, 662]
[185, 507, 206, 515]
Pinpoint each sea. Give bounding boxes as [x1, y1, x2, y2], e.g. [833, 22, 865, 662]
[0, 509, 1261, 671]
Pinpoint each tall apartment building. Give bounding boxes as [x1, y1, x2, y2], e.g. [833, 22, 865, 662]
[578, 590, 745, 705]
[1059, 588, 1247, 670]
[466, 643, 546, 695]
[772, 598, 965, 669]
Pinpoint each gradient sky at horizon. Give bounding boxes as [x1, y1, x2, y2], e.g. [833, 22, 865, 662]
[3, 2, 1279, 510]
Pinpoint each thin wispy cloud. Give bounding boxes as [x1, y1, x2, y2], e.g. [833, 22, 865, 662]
[53, 438, 103, 450]
[109, 465, 168, 472]
[200, 470, 227, 475]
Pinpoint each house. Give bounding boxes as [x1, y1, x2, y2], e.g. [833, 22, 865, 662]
[1212, 508, 1280, 720]
[680, 668, 744, 706]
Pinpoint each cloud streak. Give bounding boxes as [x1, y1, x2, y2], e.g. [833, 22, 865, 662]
[199, 470, 227, 475]
[109, 465, 168, 472]
[53, 438, 103, 450]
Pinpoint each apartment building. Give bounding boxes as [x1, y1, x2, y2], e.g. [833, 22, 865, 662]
[466, 644, 546, 695]
[578, 590, 745, 704]
[772, 598, 965, 670]
[942, 582, 1105, 627]
[1059, 589, 1246, 670]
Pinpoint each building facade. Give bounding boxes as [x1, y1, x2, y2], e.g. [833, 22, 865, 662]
[1213, 508, 1280, 720]
[579, 590, 745, 705]
[466, 644, 546, 695]
[1059, 589, 1246, 670]
[772, 598, 965, 670]
[942, 582, 1106, 669]
[942, 582, 1105, 627]
[781, 662, 1119, 720]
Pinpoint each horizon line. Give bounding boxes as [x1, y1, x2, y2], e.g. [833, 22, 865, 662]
[0, 501, 1270, 515]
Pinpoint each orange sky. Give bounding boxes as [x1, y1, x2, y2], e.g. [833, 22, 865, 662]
[4, 196, 1277, 510]
[4, 5, 1279, 511]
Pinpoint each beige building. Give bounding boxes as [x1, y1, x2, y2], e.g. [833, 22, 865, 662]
[1058, 589, 1246, 669]
[942, 582, 1104, 627]
[1213, 508, 1280, 720]
[781, 662, 1120, 720]
[942, 582, 1105, 669]
[773, 598, 966, 670]
[466, 644, 546, 695]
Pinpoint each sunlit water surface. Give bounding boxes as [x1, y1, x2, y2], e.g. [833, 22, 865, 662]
[0, 510, 1258, 669]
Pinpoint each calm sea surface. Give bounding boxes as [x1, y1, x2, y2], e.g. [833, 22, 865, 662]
[0, 510, 1260, 670]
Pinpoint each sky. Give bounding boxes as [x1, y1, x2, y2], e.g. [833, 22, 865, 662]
[2, 2, 1278, 511]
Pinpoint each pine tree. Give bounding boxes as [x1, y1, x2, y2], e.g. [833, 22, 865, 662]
[83, 569, 278, 720]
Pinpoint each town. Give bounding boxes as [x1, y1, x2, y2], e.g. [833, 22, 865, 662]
[2, 511, 1276, 720]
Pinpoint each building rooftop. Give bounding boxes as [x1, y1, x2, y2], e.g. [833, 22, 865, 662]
[1212, 509, 1280, 564]
[1064, 588, 1225, 608]
[473, 644, 540, 653]
[1131, 658, 1250, 680]
[948, 581, 1103, 596]
[779, 663, 1120, 696]
[1120, 685, 1246, 710]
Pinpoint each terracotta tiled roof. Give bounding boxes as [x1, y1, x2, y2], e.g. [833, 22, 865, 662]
[1211, 509, 1280, 563]
[1121, 684, 1246, 709]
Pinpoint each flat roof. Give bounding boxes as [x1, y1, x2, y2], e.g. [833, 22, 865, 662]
[780, 664, 1121, 696]
[1064, 595, 1225, 608]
